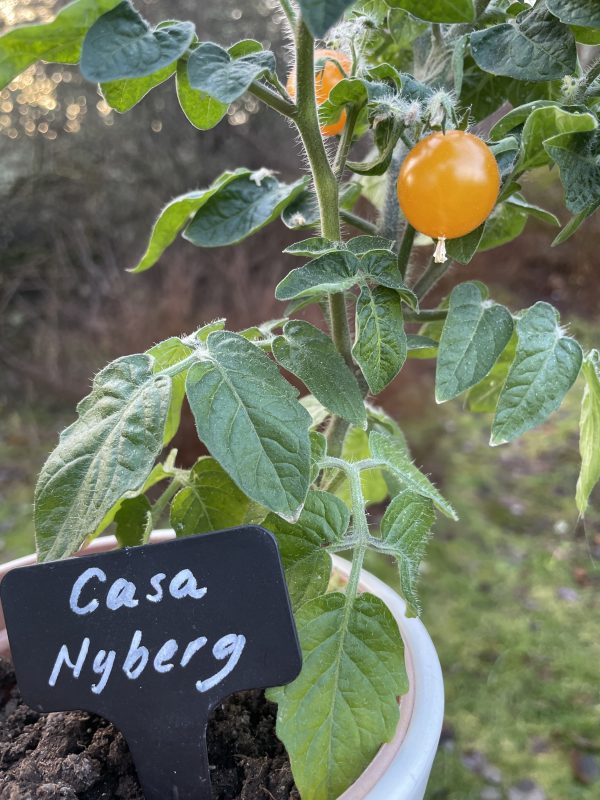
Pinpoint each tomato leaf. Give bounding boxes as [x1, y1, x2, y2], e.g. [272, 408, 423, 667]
[262, 490, 348, 610]
[353, 285, 407, 395]
[35, 354, 171, 562]
[546, 0, 600, 28]
[185, 332, 311, 521]
[187, 42, 274, 104]
[576, 350, 600, 514]
[491, 302, 583, 445]
[380, 490, 436, 616]
[114, 495, 152, 548]
[552, 199, 600, 246]
[436, 282, 514, 403]
[176, 57, 228, 129]
[130, 168, 250, 272]
[544, 129, 600, 214]
[471, 6, 577, 82]
[296, 0, 359, 38]
[81, 2, 194, 82]
[385, 0, 475, 23]
[517, 105, 598, 172]
[370, 430, 458, 520]
[465, 331, 518, 413]
[146, 336, 192, 446]
[170, 457, 250, 537]
[101, 62, 176, 111]
[274, 592, 407, 800]
[184, 173, 308, 248]
[272, 321, 367, 426]
[0, 0, 120, 89]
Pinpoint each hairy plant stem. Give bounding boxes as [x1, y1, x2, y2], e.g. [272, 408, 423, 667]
[397, 223, 415, 279]
[404, 308, 448, 322]
[149, 478, 182, 538]
[340, 209, 377, 234]
[249, 80, 297, 118]
[322, 457, 370, 604]
[413, 256, 453, 300]
[333, 102, 362, 179]
[278, 0, 297, 27]
[293, 20, 353, 459]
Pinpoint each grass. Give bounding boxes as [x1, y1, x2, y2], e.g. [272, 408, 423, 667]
[367, 379, 600, 799]
[1, 337, 598, 798]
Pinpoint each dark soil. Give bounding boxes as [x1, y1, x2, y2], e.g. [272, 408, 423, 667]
[0, 659, 299, 800]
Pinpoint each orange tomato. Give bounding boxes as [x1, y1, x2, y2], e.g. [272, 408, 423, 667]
[397, 131, 500, 240]
[286, 49, 352, 137]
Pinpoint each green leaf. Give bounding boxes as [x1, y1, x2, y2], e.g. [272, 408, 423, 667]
[114, 495, 152, 548]
[506, 195, 560, 227]
[310, 431, 327, 483]
[101, 61, 176, 111]
[370, 430, 458, 520]
[346, 235, 395, 255]
[552, 199, 600, 246]
[445, 225, 485, 265]
[353, 286, 407, 395]
[491, 302, 583, 445]
[176, 57, 227, 129]
[81, 2, 194, 82]
[284, 237, 340, 258]
[274, 592, 407, 800]
[516, 105, 597, 172]
[576, 350, 600, 514]
[546, 0, 600, 28]
[478, 202, 528, 252]
[276, 249, 416, 307]
[436, 282, 514, 403]
[407, 334, 439, 358]
[186, 332, 311, 520]
[489, 100, 560, 141]
[187, 41, 274, 104]
[296, 0, 358, 38]
[570, 24, 600, 44]
[35, 354, 171, 561]
[336, 426, 389, 507]
[170, 457, 250, 537]
[184, 173, 307, 248]
[146, 336, 192, 445]
[276, 251, 358, 300]
[544, 129, 600, 214]
[380, 490, 435, 615]
[262, 490, 348, 609]
[465, 331, 518, 413]
[470, 6, 577, 82]
[273, 321, 366, 426]
[0, 0, 120, 89]
[319, 78, 368, 126]
[130, 168, 250, 272]
[385, 0, 475, 23]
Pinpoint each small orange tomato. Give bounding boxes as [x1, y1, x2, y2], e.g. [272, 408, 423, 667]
[397, 130, 500, 246]
[286, 49, 352, 137]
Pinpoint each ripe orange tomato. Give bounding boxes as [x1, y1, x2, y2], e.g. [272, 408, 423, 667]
[286, 49, 352, 137]
[397, 131, 500, 241]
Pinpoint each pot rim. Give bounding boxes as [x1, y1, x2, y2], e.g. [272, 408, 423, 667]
[0, 531, 443, 799]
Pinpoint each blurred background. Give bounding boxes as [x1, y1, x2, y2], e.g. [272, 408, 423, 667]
[0, 1, 598, 798]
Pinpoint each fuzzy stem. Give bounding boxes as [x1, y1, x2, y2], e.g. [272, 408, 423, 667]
[340, 209, 378, 234]
[149, 478, 182, 537]
[397, 223, 415, 279]
[249, 80, 297, 118]
[333, 102, 362, 179]
[278, 0, 297, 27]
[413, 255, 453, 300]
[404, 308, 448, 322]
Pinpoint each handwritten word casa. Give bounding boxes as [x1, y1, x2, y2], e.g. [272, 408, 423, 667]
[49, 567, 246, 696]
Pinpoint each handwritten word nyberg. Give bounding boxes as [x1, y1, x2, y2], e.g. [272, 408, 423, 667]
[50, 566, 245, 696]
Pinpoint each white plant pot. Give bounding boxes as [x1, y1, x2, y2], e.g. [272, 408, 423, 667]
[0, 531, 443, 800]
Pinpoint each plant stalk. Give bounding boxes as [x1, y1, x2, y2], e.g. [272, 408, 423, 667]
[413, 256, 453, 300]
[249, 80, 297, 118]
[333, 102, 362, 179]
[340, 209, 378, 234]
[397, 223, 415, 279]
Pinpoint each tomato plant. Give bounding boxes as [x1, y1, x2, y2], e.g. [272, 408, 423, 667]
[2, 0, 599, 798]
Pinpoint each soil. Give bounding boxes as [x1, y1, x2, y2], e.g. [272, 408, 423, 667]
[0, 659, 299, 800]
